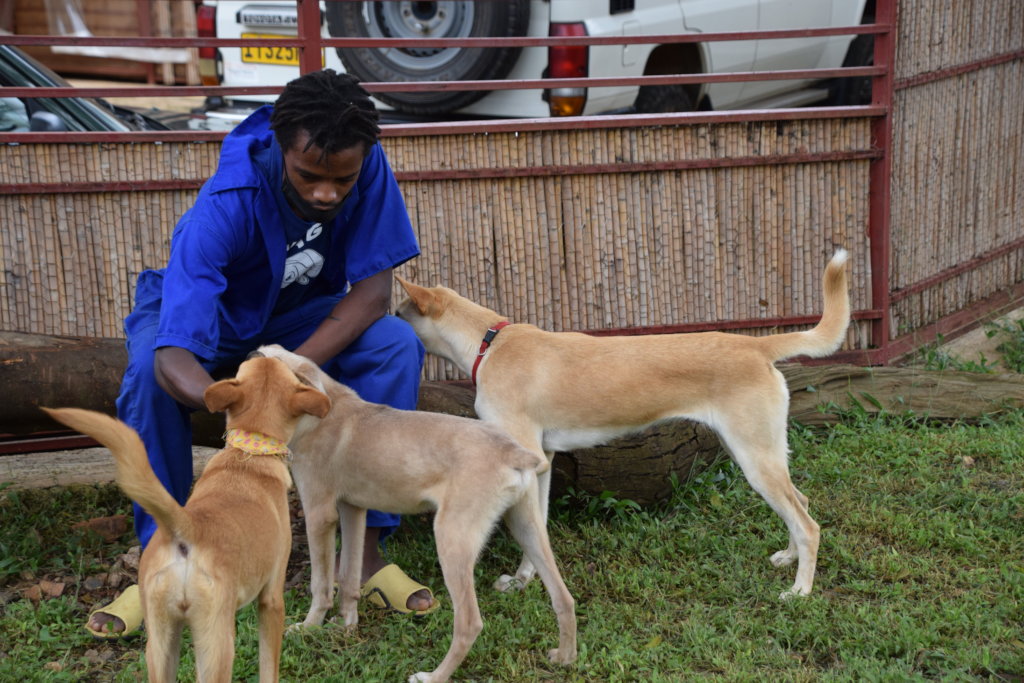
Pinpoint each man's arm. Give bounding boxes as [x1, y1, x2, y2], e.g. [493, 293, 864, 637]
[153, 346, 215, 411]
[294, 268, 393, 365]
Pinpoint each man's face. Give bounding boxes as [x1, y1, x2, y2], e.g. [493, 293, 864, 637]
[281, 129, 365, 223]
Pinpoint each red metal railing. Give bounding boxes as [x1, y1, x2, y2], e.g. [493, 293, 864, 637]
[0, 0, 894, 365]
[868, 0, 896, 358]
[1, 1, 891, 142]
[14, 0, 1020, 368]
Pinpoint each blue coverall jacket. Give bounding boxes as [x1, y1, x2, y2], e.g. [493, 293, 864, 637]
[116, 105, 423, 547]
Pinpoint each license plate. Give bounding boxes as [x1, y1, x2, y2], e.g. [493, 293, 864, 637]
[240, 33, 323, 66]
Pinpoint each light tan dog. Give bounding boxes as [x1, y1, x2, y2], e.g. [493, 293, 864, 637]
[44, 355, 331, 683]
[254, 344, 577, 683]
[396, 249, 851, 600]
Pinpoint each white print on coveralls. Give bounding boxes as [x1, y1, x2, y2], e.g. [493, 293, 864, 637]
[281, 223, 325, 288]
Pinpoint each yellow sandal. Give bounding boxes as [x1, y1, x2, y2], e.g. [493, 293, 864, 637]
[85, 584, 144, 639]
[360, 564, 440, 617]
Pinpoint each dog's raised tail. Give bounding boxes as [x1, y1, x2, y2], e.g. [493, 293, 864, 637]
[41, 407, 193, 540]
[760, 249, 851, 362]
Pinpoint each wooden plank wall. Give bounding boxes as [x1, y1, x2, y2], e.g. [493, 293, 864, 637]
[888, 0, 1024, 340]
[0, 119, 873, 381]
[13, 0, 198, 84]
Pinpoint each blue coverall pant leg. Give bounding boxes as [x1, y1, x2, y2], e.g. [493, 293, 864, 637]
[116, 288, 424, 548]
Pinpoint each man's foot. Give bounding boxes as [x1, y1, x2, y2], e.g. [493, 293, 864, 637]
[85, 585, 144, 639]
[362, 527, 435, 613]
[87, 611, 124, 634]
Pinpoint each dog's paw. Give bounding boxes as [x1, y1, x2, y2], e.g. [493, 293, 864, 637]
[408, 672, 433, 683]
[548, 648, 577, 666]
[769, 549, 797, 567]
[778, 585, 811, 601]
[493, 574, 526, 592]
[285, 622, 320, 636]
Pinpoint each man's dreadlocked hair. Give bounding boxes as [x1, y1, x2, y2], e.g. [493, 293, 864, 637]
[270, 69, 381, 161]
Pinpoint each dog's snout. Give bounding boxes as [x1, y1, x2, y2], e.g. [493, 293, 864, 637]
[246, 350, 265, 360]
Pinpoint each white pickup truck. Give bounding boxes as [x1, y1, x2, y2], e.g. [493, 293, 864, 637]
[196, 0, 872, 124]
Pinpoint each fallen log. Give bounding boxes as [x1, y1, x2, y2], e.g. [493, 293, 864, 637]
[4, 331, 1024, 502]
[783, 363, 1024, 425]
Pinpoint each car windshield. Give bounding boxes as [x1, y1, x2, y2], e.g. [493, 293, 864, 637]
[0, 43, 131, 132]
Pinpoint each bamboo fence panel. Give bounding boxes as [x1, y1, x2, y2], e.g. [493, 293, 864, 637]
[890, 56, 1024, 338]
[3, 120, 873, 381]
[894, 0, 1024, 81]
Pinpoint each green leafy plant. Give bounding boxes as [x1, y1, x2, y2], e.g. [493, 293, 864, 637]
[552, 487, 642, 522]
[988, 317, 1024, 373]
[917, 334, 998, 373]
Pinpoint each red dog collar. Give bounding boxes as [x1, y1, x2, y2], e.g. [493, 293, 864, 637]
[471, 321, 511, 385]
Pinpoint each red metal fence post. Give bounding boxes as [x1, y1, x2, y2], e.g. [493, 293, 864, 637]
[868, 0, 897, 361]
[297, 0, 323, 75]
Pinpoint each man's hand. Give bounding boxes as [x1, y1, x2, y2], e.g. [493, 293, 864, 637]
[295, 268, 393, 365]
[154, 346, 215, 411]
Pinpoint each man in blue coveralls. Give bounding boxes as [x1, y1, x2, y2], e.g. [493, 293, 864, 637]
[86, 70, 436, 637]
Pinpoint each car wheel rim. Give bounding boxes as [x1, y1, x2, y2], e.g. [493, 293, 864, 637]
[366, 1, 474, 70]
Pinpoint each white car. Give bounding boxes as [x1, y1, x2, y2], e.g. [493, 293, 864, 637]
[196, 0, 872, 124]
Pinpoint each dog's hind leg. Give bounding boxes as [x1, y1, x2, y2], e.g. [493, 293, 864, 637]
[489, 425, 547, 592]
[256, 578, 285, 683]
[502, 486, 577, 666]
[715, 396, 820, 599]
[144, 613, 184, 683]
[768, 485, 810, 569]
[192, 600, 237, 683]
[493, 461, 549, 593]
[410, 505, 499, 683]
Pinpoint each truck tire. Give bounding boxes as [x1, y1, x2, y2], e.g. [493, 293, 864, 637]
[829, 5, 875, 106]
[327, 1, 531, 115]
[634, 84, 696, 114]
[829, 32, 873, 106]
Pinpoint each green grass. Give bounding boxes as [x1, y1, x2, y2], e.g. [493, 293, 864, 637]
[2, 410, 1023, 681]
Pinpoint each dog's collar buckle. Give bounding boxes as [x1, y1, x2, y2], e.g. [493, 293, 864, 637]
[472, 321, 511, 385]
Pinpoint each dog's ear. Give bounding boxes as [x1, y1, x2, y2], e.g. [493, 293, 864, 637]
[204, 378, 242, 413]
[396, 276, 440, 316]
[290, 386, 331, 418]
[292, 364, 320, 388]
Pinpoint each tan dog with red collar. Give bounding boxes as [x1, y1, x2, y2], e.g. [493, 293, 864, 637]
[396, 250, 851, 600]
[44, 355, 330, 683]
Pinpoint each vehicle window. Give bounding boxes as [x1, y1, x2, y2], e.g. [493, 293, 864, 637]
[0, 96, 29, 132]
[0, 44, 130, 132]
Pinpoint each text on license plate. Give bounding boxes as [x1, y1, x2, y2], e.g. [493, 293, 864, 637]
[241, 33, 323, 65]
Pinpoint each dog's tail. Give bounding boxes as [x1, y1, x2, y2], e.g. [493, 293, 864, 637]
[42, 407, 193, 540]
[758, 249, 851, 362]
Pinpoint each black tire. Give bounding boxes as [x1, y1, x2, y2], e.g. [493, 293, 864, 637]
[327, 1, 531, 115]
[633, 84, 696, 114]
[830, 31, 874, 106]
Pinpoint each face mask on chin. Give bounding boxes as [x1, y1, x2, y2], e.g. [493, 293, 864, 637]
[281, 171, 345, 223]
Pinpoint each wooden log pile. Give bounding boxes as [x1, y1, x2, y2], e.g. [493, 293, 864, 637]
[4, 332, 1024, 503]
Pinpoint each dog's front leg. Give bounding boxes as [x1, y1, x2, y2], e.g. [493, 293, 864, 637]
[295, 500, 340, 628]
[336, 502, 366, 628]
[494, 451, 553, 592]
